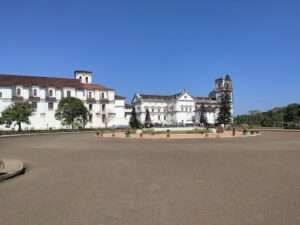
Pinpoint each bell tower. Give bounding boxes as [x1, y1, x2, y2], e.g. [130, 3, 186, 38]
[74, 70, 92, 84]
[215, 75, 232, 102]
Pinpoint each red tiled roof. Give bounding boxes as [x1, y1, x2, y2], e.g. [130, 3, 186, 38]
[82, 83, 113, 91]
[0, 74, 112, 91]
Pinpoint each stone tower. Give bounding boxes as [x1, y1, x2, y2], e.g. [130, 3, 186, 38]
[74, 70, 92, 84]
[215, 74, 233, 117]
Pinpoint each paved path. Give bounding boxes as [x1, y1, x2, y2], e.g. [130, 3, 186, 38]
[0, 159, 24, 181]
[1, 132, 300, 225]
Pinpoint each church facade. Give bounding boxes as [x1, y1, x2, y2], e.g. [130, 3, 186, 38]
[0, 70, 129, 130]
[132, 75, 233, 126]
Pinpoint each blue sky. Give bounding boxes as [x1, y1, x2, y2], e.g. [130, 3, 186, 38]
[1, 0, 300, 115]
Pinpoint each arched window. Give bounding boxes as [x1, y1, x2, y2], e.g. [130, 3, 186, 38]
[79, 76, 82, 82]
[33, 89, 37, 96]
[49, 90, 53, 97]
[85, 77, 89, 83]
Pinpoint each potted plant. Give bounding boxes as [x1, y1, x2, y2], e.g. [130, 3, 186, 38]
[166, 129, 170, 138]
[125, 129, 131, 138]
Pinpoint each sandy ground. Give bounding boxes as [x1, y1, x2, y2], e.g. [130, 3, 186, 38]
[0, 131, 300, 225]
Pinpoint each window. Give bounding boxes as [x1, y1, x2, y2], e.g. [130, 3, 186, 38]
[67, 91, 71, 97]
[102, 104, 106, 111]
[89, 104, 93, 111]
[31, 102, 37, 112]
[79, 76, 82, 82]
[101, 92, 105, 99]
[164, 115, 167, 120]
[16, 88, 21, 96]
[85, 77, 89, 84]
[33, 89, 37, 97]
[89, 114, 93, 122]
[158, 107, 161, 113]
[48, 102, 54, 110]
[158, 115, 161, 121]
[152, 107, 155, 113]
[102, 114, 106, 123]
[88, 92, 92, 99]
[49, 90, 53, 97]
[0, 92, 2, 98]
[181, 106, 184, 111]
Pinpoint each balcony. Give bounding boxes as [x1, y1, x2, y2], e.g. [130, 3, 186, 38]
[12, 96, 24, 102]
[86, 98, 96, 103]
[29, 96, 40, 102]
[46, 97, 57, 102]
[99, 98, 109, 104]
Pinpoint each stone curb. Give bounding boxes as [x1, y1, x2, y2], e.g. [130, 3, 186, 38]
[0, 159, 26, 182]
[0, 131, 96, 138]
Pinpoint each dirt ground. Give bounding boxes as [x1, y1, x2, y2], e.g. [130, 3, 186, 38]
[1, 131, 300, 225]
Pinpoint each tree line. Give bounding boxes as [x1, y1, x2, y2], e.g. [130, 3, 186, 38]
[234, 103, 300, 129]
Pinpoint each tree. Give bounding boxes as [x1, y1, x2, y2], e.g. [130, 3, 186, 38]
[199, 104, 208, 127]
[129, 107, 141, 129]
[0, 102, 33, 132]
[55, 97, 88, 129]
[144, 109, 152, 128]
[284, 104, 300, 128]
[217, 91, 232, 125]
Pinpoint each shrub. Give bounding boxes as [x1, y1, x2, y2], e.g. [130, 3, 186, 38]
[140, 132, 143, 138]
[125, 130, 131, 138]
[243, 129, 248, 135]
[232, 128, 236, 136]
[166, 129, 170, 138]
[250, 130, 255, 135]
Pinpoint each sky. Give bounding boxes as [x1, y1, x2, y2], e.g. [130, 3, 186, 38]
[0, 0, 300, 115]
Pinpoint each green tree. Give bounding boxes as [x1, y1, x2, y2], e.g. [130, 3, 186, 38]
[284, 104, 300, 128]
[55, 97, 88, 129]
[0, 102, 33, 132]
[199, 104, 208, 127]
[217, 91, 232, 125]
[144, 108, 152, 128]
[130, 107, 141, 129]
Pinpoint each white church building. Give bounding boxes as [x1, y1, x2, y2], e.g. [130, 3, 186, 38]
[132, 75, 233, 126]
[0, 70, 129, 130]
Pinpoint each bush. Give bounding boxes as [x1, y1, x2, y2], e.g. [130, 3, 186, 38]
[125, 130, 131, 138]
[250, 130, 255, 135]
[243, 129, 248, 135]
[166, 129, 170, 138]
